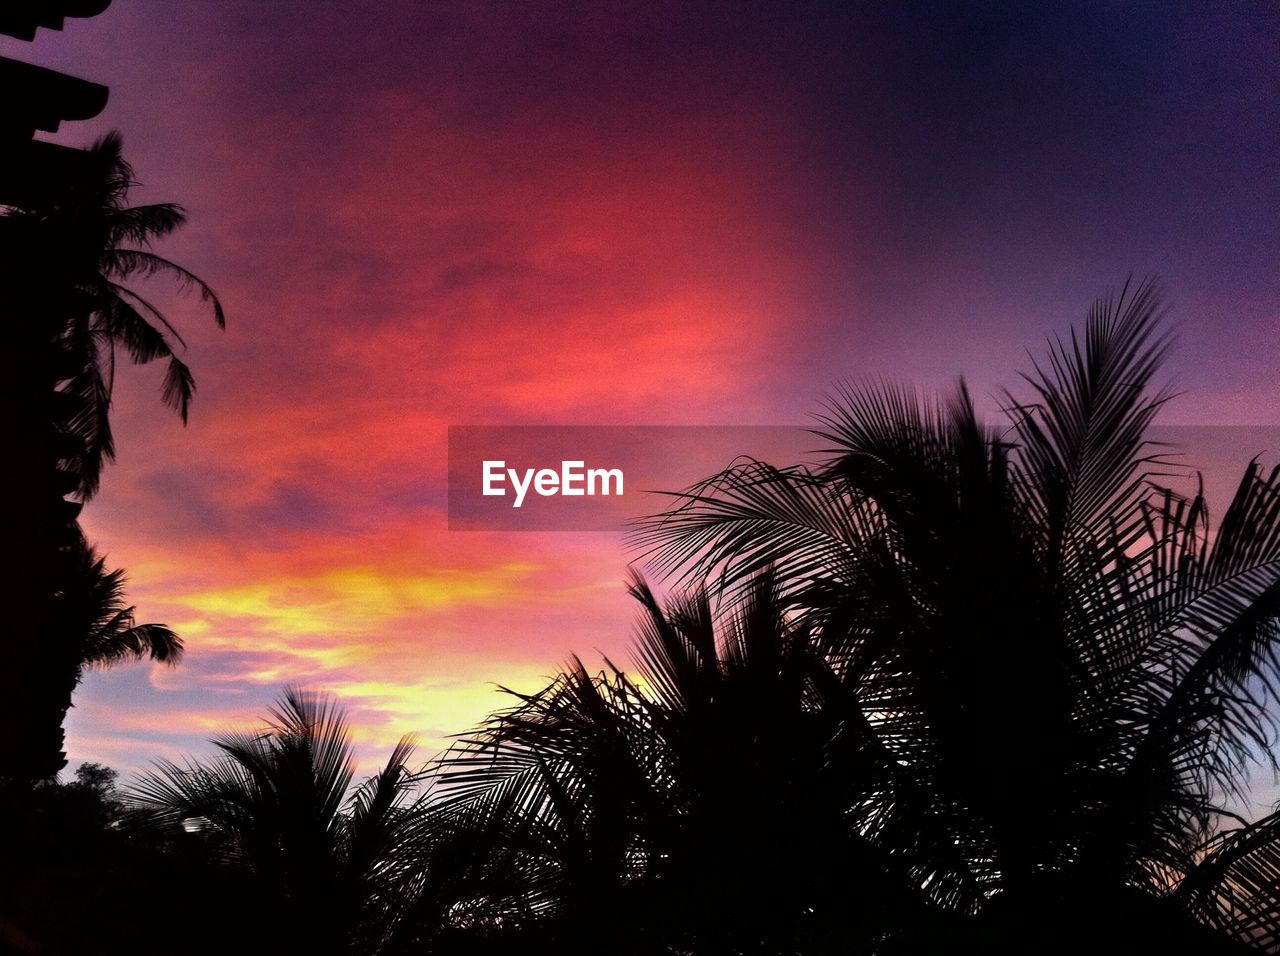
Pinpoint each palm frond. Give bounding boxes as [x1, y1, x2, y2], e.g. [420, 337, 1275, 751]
[105, 248, 226, 328]
[1180, 810, 1280, 950]
[161, 354, 196, 422]
[1131, 461, 1280, 803]
[66, 543, 183, 672]
[107, 202, 188, 245]
[631, 457, 875, 598]
[1005, 276, 1176, 554]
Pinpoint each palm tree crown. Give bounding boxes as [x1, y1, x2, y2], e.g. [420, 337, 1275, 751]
[129, 688, 425, 955]
[8, 129, 224, 496]
[430, 572, 939, 954]
[629, 279, 1280, 951]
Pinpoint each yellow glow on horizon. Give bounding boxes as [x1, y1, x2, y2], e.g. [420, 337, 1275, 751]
[165, 562, 542, 637]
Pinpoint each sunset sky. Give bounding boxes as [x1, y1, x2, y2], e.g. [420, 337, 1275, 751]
[7, 3, 1279, 788]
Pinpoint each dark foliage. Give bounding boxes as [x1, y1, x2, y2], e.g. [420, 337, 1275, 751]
[625, 279, 1279, 951]
[0, 131, 221, 783]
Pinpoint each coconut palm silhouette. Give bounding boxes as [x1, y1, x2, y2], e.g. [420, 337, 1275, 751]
[130, 688, 425, 956]
[0, 131, 223, 782]
[430, 570, 949, 954]
[633, 279, 1280, 951]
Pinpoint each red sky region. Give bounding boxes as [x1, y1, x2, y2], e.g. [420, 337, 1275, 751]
[7, 3, 1280, 798]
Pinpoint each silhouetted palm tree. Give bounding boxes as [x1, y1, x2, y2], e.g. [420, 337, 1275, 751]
[430, 572, 942, 955]
[636, 280, 1276, 952]
[0, 130, 222, 783]
[428, 654, 659, 953]
[11, 130, 225, 492]
[130, 688, 424, 956]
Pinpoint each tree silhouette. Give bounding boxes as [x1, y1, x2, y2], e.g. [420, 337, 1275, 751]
[0, 759, 273, 956]
[0, 130, 222, 783]
[429, 572, 948, 955]
[129, 688, 428, 956]
[4, 130, 224, 496]
[633, 280, 1275, 951]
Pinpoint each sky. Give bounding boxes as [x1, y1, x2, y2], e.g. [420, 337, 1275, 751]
[6, 2, 1280, 795]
